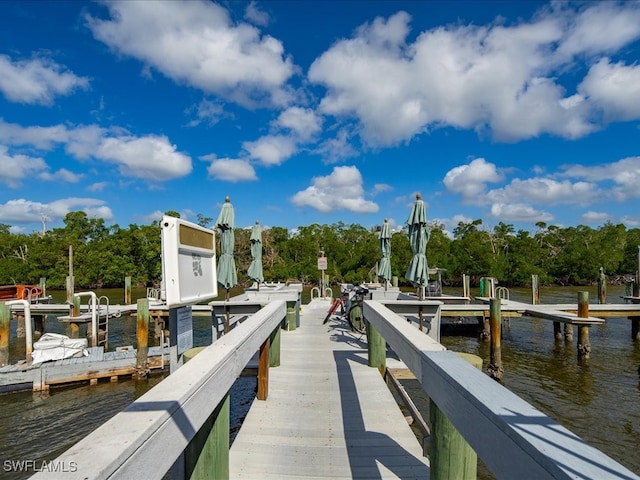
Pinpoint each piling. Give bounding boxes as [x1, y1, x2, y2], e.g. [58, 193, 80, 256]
[135, 298, 150, 378]
[577, 291, 591, 359]
[487, 298, 503, 381]
[632, 281, 640, 341]
[184, 347, 230, 480]
[429, 352, 482, 480]
[367, 322, 386, 375]
[125, 276, 132, 304]
[285, 301, 296, 331]
[531, 274, 540, 305]
[69, 295, 81, 338]
[597, 267, 606, 304]
[462, 274, 470, 298]
[0, 303, 9, 366]
[257, 337, 270, 400]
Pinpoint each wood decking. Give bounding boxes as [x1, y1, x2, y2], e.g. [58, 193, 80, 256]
[229, 299, 429, 479]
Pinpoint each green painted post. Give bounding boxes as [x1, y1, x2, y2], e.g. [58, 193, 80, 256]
[124, 276, 132, 304]
[286, 301, 296, 331]
[269, 326, 281, 367]
[429, 352, 482, 480]
[135, 298, 150, 378]
[479, 277, 485, 297]
[0, 303, 10, 366]
[367, 322, 386, 375]
[184, 345, 230, 480]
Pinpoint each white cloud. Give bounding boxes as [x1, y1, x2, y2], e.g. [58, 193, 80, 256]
[581, 211, 611, 224]
[487, 177, 598, 206]
[244, 1, 270, 27]
[314, 129, 359, 164]
[490, 203, 554, 223]
[38, 168, 82, 183]
[443, 158, 503, 199]
[207, 158, 257, 182]
[275, 107, 322, 141]
[562, 156, 640, 201]
[291, 165, 379, 213]
[0, 197, 112, 224]
[86, 0, 295, 108]
[185, 99, 226, 127]
[244, 135, 297, 166]
[0, 119, 70, 150]
[0, 54, 89, 105]
[372, 183, 392, 194]
[0, 146, 48, 188]
[308, 4, 640, 146]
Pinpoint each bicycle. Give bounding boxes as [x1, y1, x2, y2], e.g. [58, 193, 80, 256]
[323, 285, 369, 335]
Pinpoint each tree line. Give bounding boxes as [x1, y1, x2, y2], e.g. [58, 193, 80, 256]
[0, 212, 638, 290]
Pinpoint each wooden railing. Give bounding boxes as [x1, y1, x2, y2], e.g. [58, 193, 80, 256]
[31, 300, 286, 480]
[363, 300, 640, 480]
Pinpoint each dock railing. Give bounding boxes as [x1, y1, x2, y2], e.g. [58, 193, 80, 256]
[30, 299, 287, 480]
[364, 299, 639, 480]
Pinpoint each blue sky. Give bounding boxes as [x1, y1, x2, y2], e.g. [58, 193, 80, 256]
[1, 1, 640, 235]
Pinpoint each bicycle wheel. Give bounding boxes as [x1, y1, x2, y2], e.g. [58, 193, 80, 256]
[347, 305, 366, 334]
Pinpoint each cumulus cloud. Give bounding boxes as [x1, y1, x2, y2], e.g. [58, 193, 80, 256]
[581, 211, 612, 224]
[38, 168, 83, 183]
[308, 3, 640, 146]
[487, 178, 598, 206]
[0, 54, 89, 105]
[490, 203, 554, 223]
[275, 107, 322, 141]
[0, 146, 48, 188]
[244, 135, 297, 166]
[561, 156, 640, 201]
[0, 197, 112, 224]
[291, 165, 378, 213]
[207, 158, 257, 182]
[86, 0, 295, 108]
[443, 158, 503, 199]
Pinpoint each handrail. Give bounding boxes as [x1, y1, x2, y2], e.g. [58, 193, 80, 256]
[30, 300, 287, 480]
[74, 292, 97, 347]
[5, 300, 32, 357]
[363, 300, 639, 480]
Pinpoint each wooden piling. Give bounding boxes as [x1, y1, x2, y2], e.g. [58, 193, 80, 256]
[135, 298, 150, 378]
[577, 291, 591, 359]
[124, 276, 132, 304]
[531, 274, 540, 305]
[462, 274, 470, 298]
[597, 267, 606, 304]
[0, 303, 9, 366]
[69, 295, 81, 338]
[632, 282, 640, 341]
[487, 298, 503, 381]
[554, 322, 562, 341]
[367, 322, 386, 375]
[269, 326, 281, 367]
[429, 352, 482, 480]
[285, 301, 296, 331]
[257, 337, 270, 400]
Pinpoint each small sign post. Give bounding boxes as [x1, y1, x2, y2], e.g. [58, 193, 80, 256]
[318, 250, 327, 298]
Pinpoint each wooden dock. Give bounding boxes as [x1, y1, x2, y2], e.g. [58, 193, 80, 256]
[229, 299, 429, 479]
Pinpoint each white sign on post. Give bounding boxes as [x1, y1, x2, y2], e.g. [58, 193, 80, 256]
[317, 256, 327, 270]
[161, 215, 218, 308]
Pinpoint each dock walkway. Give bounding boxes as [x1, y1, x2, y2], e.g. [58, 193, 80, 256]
[229, 299, 429, 479]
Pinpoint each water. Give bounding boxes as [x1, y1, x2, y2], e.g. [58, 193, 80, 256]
[440, 285, 640, 477]
[1, 286, 640, 478]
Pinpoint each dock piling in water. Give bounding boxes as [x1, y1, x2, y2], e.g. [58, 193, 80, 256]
[135, 298, 150, 378]
[577, 291, 591, 359]
[0, 303, 9, 366]
[488, 298, 503, 381]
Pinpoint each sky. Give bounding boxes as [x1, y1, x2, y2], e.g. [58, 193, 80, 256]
[1, 1, 640, 236]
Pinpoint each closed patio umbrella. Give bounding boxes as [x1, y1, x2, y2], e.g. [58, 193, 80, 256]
[216, 196, 237, 301]
[405, 193, 430, 300]
[247, 220, 264, 289]
[377, 219, 392, 290]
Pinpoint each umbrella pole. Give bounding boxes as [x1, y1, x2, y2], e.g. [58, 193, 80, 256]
[225, 288, 230, 334]
[418, 287, 424, 331]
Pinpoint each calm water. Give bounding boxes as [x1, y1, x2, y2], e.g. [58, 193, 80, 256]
[1, 286, 639, 478]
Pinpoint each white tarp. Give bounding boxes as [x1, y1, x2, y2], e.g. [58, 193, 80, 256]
[31, 333, 88, 365]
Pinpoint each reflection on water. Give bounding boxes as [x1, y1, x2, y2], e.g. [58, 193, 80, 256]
[442, 285, 640, 476]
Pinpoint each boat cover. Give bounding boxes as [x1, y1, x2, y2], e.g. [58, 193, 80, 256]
[31, 333, 88, 365]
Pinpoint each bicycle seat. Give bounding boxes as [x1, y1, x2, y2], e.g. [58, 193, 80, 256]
[355, 287, 369, 295]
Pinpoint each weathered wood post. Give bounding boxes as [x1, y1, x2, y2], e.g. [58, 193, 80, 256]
[135, 298, 150, 379]
[631, 280, 640, 341]
[430, 352, 482, 480]
[69, 295, 81, 338]
[183, 349, 230, 480]
[531, 274, 540, 305]
[257, 337, 270, 400]
[597, 267, 606, 304]
[367, 321, 386, 375]
[0, 303, 9, 366]
[577, 291, 590, 360]
[285, 300, 296, 331]
[462, 274, 470, 299]
[124, 276, 132, 304]
[488, 298, 503, 381]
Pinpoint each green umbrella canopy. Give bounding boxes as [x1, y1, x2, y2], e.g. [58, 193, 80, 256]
[405, 193, 430, 290]
[247, 220, 264, 283]
[216, 196, 237, 291]
[377, 218, 392, 285]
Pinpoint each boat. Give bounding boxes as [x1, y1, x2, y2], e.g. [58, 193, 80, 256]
[0, 284, 51, 303]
